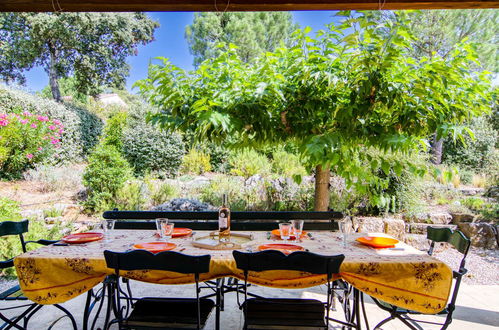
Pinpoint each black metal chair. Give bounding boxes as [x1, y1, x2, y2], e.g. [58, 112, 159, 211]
[104, 249, 215, 329]
[368, 227, 471, 330]
[233, 250, 346, 330]
[0, 219, 77, 330]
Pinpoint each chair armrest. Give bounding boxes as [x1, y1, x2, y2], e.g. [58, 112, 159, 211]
[25, 239, 59, 246]
[0, 259, 14, 269]
[453, 269, 468, 278]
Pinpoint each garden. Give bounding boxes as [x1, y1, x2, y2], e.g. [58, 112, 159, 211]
[0, 10, 498, 280]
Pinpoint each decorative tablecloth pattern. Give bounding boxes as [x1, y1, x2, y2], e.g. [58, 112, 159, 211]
[14, 230, 452, 314]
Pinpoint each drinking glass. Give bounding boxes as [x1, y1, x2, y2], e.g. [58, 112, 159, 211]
[279, 223, 292, 242]
[339, 218, 351, 248]
[163, 223, 175, 241]
[155, 218, 169, 240]
[101, 219, 115, 242]
[291, 220, 304, 243]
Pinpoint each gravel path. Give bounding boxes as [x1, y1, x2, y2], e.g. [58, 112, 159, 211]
[433, 246, 499, 285]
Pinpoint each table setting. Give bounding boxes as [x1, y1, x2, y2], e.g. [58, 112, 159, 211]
[13, 218, 453, 315]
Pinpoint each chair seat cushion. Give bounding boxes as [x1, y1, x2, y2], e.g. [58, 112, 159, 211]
[125, 297, 215, 329]
[243, 298, 327, 329]
[0, 284, 26, 300]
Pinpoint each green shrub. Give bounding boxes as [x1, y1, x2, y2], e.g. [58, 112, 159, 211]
[82, 143, 133, 213]
[148, 181, 178, 207]
[102, 111, 128, 150]
[114, 180, 147, 210]
[0, 112, 63, 179]
[461, 197, 485, 211]
[271, 150, 307, 178]
[122, 119, 185, 177]
[199, 175, 262, 211]
[181, 149, 212, 174]
[205, 143, 231, 173]
[443, 116, 498, 175]
[23, 164, 84, 193]
[265, 177, 314, 211]
[0, 86, 103, 162]
[0, 197, 21, 221]
[230, 150, 271, 178]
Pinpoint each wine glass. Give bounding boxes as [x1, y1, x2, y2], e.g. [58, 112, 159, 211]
[279, 223, 292, 243]
[163, 223, 175, 241]
[155, 218, 169, 241]
[291, 220, 304, 243]
[101, 219, 115, 242]
[339, 218, 351, 248]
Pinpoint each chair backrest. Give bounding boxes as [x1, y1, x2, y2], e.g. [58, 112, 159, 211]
[427, 227, 470, 256]
[103, 210, 343, 231]
[0, 220, 28, 237]
[0, 220, 29, 255]
[104, 250, 211, 275]
[233, 250, 344, 279]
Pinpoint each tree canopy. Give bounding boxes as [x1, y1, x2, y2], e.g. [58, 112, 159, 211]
[0, 12, 158, 101]
[185, 12, 298, 66]
[137, 11, 492, 210]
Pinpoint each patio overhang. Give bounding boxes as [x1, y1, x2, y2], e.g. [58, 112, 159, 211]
[1, 0, 498, 12]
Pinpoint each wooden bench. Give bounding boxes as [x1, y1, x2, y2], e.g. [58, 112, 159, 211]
[102, 210, 344, 231]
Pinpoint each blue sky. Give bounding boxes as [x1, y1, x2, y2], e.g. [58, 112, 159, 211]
[23, 11, 339, 93]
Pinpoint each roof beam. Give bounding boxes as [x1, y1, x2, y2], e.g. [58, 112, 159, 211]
[1, 0, 498, 12]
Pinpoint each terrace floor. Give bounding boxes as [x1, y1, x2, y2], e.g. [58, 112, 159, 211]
[2, 281, 498, 329]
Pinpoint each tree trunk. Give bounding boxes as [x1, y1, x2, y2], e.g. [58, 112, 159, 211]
[314, 165, 330, 211]
[48, 44, 61, 102]
[431, 134, 443, 164]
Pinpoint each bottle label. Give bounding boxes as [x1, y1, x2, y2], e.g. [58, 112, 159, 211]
[219, 215, 228, 228]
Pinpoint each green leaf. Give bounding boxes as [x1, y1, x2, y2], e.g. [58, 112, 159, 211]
[381, 161, 390, 176]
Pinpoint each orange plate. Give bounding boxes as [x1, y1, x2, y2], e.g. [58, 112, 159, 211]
[172, 228, 193, 238]
[356, 236, 399, 248]
[62, 232, 103, 244]
[271, 229, 308, 240]
[258, 243, 304, 255]
[132, 242, 177, 253]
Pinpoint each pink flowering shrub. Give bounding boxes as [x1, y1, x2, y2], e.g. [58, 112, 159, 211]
[0, 112, 63, 178]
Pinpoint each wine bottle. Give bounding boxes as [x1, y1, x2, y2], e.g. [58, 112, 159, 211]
[218, 194, 231, 242]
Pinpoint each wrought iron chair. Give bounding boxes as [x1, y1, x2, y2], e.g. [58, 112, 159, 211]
[233, 250, 346, 330]
[368, 227, 471, 330]
[0, 219, 77, 330]
[104, 249, 215, 329]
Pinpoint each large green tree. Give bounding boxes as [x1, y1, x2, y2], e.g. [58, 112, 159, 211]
[0, 12, 158, 102]
[138, 12, 491, 211]
[369, 9, 498, 164]
[185, 12, 298, 66]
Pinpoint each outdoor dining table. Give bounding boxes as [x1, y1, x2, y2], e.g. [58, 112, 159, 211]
[14, 230, 452, 318]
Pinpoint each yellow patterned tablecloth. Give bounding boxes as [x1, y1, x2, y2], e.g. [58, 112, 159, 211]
[14, 230, 452, 314]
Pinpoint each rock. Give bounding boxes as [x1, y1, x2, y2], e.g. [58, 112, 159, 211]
[152, 198, 217, 212]
[403, 233, 431, 251]
[20, 209, 44, 220]
[428, 212, 452, 224]
[408, 223, 457, 235]
[403, 212, 428, 223]
[459, 187, 485, 196]
[245, 174, 264, 187]
[44, 216, 63, 224]
[383, 218, 405, 239]
[184, 176, 211, 188]
[458, 223, 497, 249]
[450, 212, 475, 224]
[353, 216, 384, 233]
